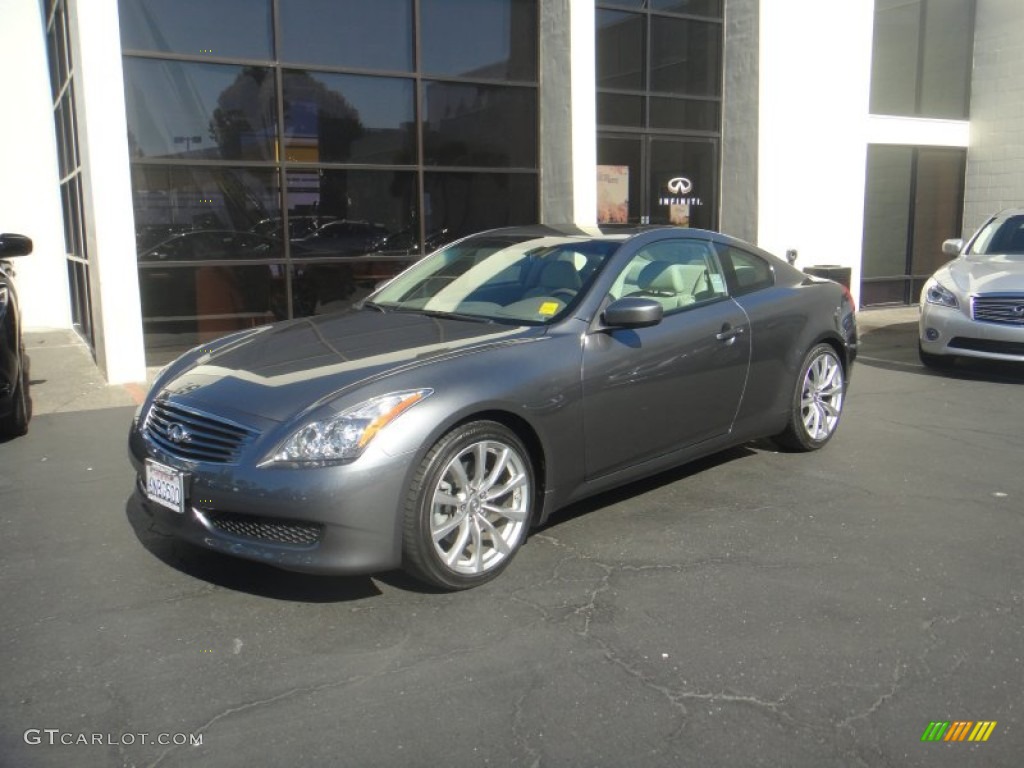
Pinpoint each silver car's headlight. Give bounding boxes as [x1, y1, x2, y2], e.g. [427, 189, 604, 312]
[924, 281, 958, 309]
[270, 389, 432, 464]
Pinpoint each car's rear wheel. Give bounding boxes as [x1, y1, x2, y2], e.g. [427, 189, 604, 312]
[775, 343, 845, 452]
[918, 343, 956, 370]
[0, 359, 29, 438]
[402, 421, 534, 590]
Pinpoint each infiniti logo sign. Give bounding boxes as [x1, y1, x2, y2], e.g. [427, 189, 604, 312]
[667, 177, 693, 195]
[167, 424, 192, 444]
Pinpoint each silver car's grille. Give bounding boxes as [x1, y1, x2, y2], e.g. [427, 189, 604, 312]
[972, 294, 1024, 326]
[144, 400, 257, 463]
[204, 511, 322, 548]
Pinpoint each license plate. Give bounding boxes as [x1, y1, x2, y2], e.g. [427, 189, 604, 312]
[145, 459, 186, 514]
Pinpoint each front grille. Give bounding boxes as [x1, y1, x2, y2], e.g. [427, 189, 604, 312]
[144, 400, 257, 463]
[203, 511, 322, 548]
[948, 337, 1024, 356]
[972, 294, 1024, 326]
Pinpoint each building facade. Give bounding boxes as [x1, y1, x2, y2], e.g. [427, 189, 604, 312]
[1, 0, 1021, 382]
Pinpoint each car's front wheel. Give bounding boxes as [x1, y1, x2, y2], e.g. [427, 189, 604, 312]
[775, 343, 845, 452]
[402, 421, 534, 590]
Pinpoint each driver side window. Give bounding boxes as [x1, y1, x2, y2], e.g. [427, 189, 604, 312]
[609, 239, 727, 313]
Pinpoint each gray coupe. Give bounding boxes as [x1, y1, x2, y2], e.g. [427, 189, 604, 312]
[129, 225, 857, 589]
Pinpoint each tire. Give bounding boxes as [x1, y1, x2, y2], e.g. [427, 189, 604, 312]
[0, 358, 29, 438]
[918, 343, 956, 370]
[774, 343, 846, 452]
[402, 421, 534, 590]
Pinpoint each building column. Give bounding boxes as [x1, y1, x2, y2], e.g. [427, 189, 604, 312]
[67, 0, 146, 383]
[0, 0, 71, 330]
[539, 0, 597, 226]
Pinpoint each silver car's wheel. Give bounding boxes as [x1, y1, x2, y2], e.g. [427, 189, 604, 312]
[403, 421, 534, 589]
[775, 343, 845, 451]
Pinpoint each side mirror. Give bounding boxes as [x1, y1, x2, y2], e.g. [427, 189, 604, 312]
[942, 238, 964, 258]
[0, 233, 33, 258]
[602, 297, 663, 329]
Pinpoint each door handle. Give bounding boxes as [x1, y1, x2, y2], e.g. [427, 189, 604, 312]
[716, 324, 746, 342]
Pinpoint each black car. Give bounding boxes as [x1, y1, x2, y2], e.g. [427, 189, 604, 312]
[0, 232, 33, 438]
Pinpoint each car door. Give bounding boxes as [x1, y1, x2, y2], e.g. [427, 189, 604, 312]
[581, 237, 750, 479]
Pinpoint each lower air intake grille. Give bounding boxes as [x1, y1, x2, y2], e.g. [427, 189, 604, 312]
[204, 512, 322, 548]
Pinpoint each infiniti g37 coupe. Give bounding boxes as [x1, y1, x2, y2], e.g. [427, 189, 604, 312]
[128, 226, 857, 589]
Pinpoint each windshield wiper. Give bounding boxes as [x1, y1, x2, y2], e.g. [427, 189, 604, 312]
[395, 308, 494, 323]
[361, 300, 389, 313]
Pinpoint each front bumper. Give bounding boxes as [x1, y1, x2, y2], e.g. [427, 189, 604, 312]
[919, 302, 1024, 362]
[128, 424, 415, 575]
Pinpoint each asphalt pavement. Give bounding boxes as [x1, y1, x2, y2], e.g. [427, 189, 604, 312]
[1, 313, 1022, 767]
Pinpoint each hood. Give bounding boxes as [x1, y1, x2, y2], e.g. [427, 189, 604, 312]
[944, 253, 1024, 296]
[156, 310, 534, 423]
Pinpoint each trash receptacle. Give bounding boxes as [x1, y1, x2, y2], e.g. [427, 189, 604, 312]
[804, 265, 851, 290]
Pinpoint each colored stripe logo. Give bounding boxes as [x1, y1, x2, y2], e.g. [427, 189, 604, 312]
[921, 721, 997, 742]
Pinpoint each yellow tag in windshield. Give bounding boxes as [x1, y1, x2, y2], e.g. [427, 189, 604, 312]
[538, 301, 559, 316]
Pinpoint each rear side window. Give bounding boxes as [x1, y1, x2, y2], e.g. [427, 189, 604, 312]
[716, 244, 774, 296]
[608, 238, 728, 314]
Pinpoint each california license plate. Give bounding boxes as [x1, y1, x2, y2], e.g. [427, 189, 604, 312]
[145, 459, 186, 514]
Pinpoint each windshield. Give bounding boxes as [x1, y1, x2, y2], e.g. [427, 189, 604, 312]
[967, 214, 1024, 255]
[369, 234, 624, 324]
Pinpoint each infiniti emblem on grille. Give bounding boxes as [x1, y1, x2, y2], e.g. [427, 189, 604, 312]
[1014, 305, 1024, 316]
[167, 423, 192, 444]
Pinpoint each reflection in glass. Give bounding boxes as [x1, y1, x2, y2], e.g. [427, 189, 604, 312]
[286, 170, 418, 257]
[649, 16, 721, 96]
[420, 0, 537, 80]
[139, 263, 286, 360]
[118, 0, 272, 59]
[649, 0, 722, 16]
[650, 97, 719, 132]
[597, 92, 644, 128]
[597, 11, 645, 90]
[124, 59, 277, 161]
[424, 172, 537, 238]
[131, 166, 281, 252]
[279, 0, 413, 71]
[291, 259, 415, 317]
[422, 83, 537, 167]
[283, 72, 415, 164]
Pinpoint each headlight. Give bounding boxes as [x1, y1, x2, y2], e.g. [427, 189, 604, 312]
[270, 389, 432, 464]
[924, 281, 958, 308]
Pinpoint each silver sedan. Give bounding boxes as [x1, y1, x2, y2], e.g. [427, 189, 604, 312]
[129, 225, 857, 589]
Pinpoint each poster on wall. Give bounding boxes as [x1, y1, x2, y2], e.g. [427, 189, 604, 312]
[597, 165, 629, 224]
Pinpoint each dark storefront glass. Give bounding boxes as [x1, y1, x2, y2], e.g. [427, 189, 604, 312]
[649, 0, 722, 14]
[420, 0, 537, 80]
[597, 11, 645, 90]
[279, 0, 413, 71]
[648, 138, 716, 229]
[869, 0, 975, 119]
[118, 0, 273, 59]
[123, 59, 277, 161]
[424, 172, 538, 236]
[649, 16, 721, 96]
[422, 83, 537, 167]
[131, 166, 281, 251]
[649, 96, 719, 132]
[860, 145, 965, 305]
[598, 92, 644, 128]
[283, 72, 416, 165]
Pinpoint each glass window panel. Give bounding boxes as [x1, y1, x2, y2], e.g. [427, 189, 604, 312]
[283, 71, 416, 165]
[131, 166, 281, 252]
[597, 92, 645, 128]
[596, 1, 646, 7]
[870, 0, 921, 116]
[291, 259, 415, 317]
[650, 0, 722, 16]
[597, 137, 641, 224]
[139, 263, 286, 357]
[55, 6, 69, 85]
[859, 279, 908, 307]
[649, 96, 719, 132]
[286, 170, 418, 258]
[123, 59, 277, 161]
[118, 0, 271, 59]
[860, 145, 913, 279]
[47, 24, 60, 99]
[650, 16, 721, 96]
[420, 0, 537, 81]
[422, 82, 537, 168]
[649, 138, 716, 228]
[911, 148, 966, 275]
[279, 0, 413, 71]
[60, 183, 73, 254]
[597, 10, 645, 90]
[919, 0, 974, 119]
[423, 172, 537, 239]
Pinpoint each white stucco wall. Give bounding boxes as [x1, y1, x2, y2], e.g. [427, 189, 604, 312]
[757, 0, 875, 303]
[0, 0, 72, 329]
